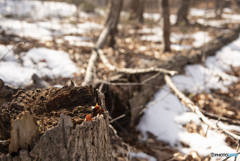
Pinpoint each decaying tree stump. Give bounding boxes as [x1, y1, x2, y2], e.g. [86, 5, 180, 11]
[0, 85, 112, 161]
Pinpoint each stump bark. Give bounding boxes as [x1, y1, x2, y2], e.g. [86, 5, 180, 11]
[0, 85, 112, 161]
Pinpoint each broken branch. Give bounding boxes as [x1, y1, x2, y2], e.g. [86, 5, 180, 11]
[164, 74, 240, 141]
[98, 49, 177, 75]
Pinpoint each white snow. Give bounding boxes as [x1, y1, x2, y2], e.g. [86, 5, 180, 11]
[0, 0, 103, 41]
[190, 8, 215, 18]
[190, 8, 240, 27]
[64, 36, 94, 47]
[190, 31, 212, 47]
[0, 45, 18, 62]
[0, 18, 103, 41]
[0, 61, 36, 87]
[171, 44, 191, 51]
[143, 13, 177, 24]
[0, 18, 57, 41]
[129, 152, 157, 161]
[0, 47, 80, 87]
[22, 48, 79, 78]
[137, 34, 240, 160]
[0, 0, 88, 20]
[143, 13, 160, 22]
[140, 27, 211, 48]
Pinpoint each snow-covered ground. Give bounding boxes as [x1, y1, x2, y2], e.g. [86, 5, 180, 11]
[140, 27, 212, 49]
[137, 34, 240, 161]
[0, 0, 103, 42]
[130, 152, 157, 161]
[139, 7, 240, 51]
[0, 0, 102, 87]
[0, 46, 81, 87]
[190, 8, 240, 27]
[0, 18, 103, 41]
[0, 0, 86, 20]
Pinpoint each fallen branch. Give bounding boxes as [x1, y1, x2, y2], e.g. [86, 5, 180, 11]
[98, 49, 177, 75]
[0, 42, 24, 61]
[82, 49, 99, 86]
[164, 74, 240, 141]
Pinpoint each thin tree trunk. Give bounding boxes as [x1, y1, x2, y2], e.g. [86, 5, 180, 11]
[161, 0, 171, 52]
[215, 0, 225, 18]
[129, 0, 145, 23]
[105, 0, 123, 48]
[81, 0, 123, 86]
[175, 0, 190, 26]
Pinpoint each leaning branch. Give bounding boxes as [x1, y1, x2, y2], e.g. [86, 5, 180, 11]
[164, 74, 240, 141]
[98, 49, 177, 75]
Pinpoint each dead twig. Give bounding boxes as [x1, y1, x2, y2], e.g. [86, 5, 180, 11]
[205, 125, 209, 137]
[109, 114, 126, 123]
[0, 42, 24, 61]
[82, 50, 99, 86]
[164, 74, 240, 141]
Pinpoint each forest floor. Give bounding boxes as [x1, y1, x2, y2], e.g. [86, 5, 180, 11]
[1, 0, 240, 161]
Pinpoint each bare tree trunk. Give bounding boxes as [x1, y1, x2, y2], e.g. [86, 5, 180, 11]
[175, 0, 190, 26]
[105, 0, 123, 48]
[129, 0, 145, 23]
[81, 0, 123, 86]
[215, 0, 226, 18]
[160, 0, 171, 52]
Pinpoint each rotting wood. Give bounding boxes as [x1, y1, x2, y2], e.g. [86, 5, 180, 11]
[0, 85, 113, 161]
[9, 111, 40, 154]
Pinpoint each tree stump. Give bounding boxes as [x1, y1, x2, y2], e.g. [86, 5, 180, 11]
[0, 85, 112, 161]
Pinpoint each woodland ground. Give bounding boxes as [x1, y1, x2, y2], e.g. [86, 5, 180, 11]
[1, 0, 240, 160]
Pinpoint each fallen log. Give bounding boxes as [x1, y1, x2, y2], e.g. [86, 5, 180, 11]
[0, 85, 112, 160]
[125, 25, 240, 126]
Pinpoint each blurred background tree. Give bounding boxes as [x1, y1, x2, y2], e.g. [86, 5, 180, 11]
[129, 0, 145, 23]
